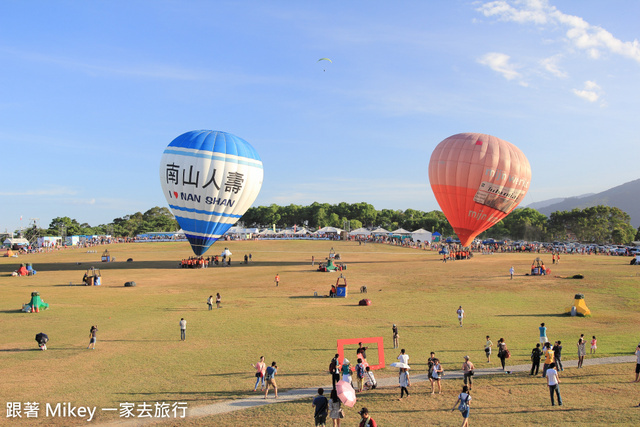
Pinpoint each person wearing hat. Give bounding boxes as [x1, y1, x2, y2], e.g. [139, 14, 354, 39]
[341, 358, 352, 385]
[462, 356, 475, 390]
[392, 324, 399, 349]
[358, 407, 377, 427]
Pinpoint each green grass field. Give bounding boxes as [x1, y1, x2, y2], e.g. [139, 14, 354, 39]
[1, 240, 639, 425]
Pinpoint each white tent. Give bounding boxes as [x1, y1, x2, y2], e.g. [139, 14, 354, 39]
[390, 228, 412, 236]
[411, 228, 433, 243]
[349, 227, 371, 236]
[317, 226, 343, 234]
[371, 227, 390, 235]
[3, 237, 29, 247]
[294, 227, 312, 235]
[260, 229, 277, 236]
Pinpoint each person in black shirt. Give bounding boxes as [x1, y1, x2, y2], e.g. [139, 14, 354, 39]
[553, 341, 564, 371]
[530, 343, 542, 375]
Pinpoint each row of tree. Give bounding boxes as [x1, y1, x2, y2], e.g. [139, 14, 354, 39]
[20, 203, 640, 245]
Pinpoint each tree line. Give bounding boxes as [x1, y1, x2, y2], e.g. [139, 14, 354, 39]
[20, 202, 640, 245]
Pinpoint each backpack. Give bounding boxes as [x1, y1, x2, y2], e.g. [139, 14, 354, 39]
[329, 360, 336, 373]
[356, 364, 365, 379]
[458, 394, 470, 412]
[265, 367, 274, 381]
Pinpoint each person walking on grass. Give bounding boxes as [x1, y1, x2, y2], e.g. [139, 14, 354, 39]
[428, 352, 437, 382]
[457, 306, 464, 326]
[431, 358, 443, 394]
[264, 361, 278, 399]
[530, 343, 543, 376]
[542, 342, 554, 378]
[355, 359, 366, 392]
[392, 324, 399, 349]
[553, 341, 564, 372]
[591, 336, 597, 354]
[341, 358, 352, 385]
[274, 273, 280, 287]
[484, 336, 493, 363]
[215, 292, 221, 309]
[451, 385, 472, 427]
[179, 318, 186, 341]
[207, 295, 213, 310]
[252, 356, 266, 391]
[462, 356, 474, 390]
[330, 353, 341, 389]
[398, 367, 411, 400]
[539, 323, 548, 344]
[545, 362, 562, 406]
[634, 343, 640, 382]
[312, 388, 329, 427]
[87, 325, 98, 350]
[497, 338, 509, 371]
[328, 389, 343, 427]
[509, 265, 514, 279]
[577, 337, 586, 368]
[397, 348, 409, 365]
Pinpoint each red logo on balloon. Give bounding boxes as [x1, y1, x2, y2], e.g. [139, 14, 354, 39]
[173, 192, 179, 198]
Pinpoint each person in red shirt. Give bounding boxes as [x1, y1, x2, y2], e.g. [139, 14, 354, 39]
[358, 407, 377, 427]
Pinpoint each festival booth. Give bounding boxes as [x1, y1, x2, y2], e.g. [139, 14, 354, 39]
[371, 227, 390, 236]
[565, 293, 591, 317]
[3, 237, 30, 250]
[390, 228, 412, 240]
[23, 291, 49, 312]
[349, 228, 371, 238]
[432, 231, 442, 242]
[83, 267, 102, 286]
[410, 228, 433, 245]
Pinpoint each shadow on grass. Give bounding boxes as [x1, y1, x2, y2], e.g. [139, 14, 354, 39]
[496, 314, 566, 318]
[0, 348, 39, 352]
[0, 309, 23, 314]
[163, 308, 202, 311]
[100, 339, 177, 342]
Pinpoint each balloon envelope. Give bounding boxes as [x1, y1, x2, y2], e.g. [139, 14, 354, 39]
[160, 130, 263, 255]
[428, 133, 531, 246]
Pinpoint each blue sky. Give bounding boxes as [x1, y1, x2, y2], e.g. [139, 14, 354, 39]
[2, 0, 640, 233]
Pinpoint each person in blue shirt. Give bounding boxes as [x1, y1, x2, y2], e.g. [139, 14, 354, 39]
[539, 323, 548, 344]
[264, 362, 278, 399]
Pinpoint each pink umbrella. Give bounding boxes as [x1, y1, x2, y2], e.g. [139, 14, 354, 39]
[336, 380, 357, 407]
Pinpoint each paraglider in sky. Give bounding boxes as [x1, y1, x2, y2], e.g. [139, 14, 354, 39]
[160, 130, 263, 256]
[428, 133, 531, 247]
[318, 57, 332, 71]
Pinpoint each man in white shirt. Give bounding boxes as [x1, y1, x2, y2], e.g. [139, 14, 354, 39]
[179, 318, 187, 341]
[457, 306, 464, 326]
[397, 349, 409, 365]
[545, 362, 562, 406]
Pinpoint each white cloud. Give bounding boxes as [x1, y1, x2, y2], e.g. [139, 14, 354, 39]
[477, 0, 640, 64]
[572, 80, 602, 103]
[478, 52, 524, 82]
[540, 54, 567, 78]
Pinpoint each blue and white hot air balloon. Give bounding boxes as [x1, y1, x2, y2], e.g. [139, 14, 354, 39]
[160, 130, 263, 255]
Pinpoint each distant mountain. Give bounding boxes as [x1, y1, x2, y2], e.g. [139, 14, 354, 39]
[527, 179, 640, 227]
[526, 195, 593, 211]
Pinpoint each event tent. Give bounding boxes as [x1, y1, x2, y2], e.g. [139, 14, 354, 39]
[411, 228, 433, 243]
[371, 227, 390, 235]
[349, 227, 371, 236]
[317, 226, 343, 234]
